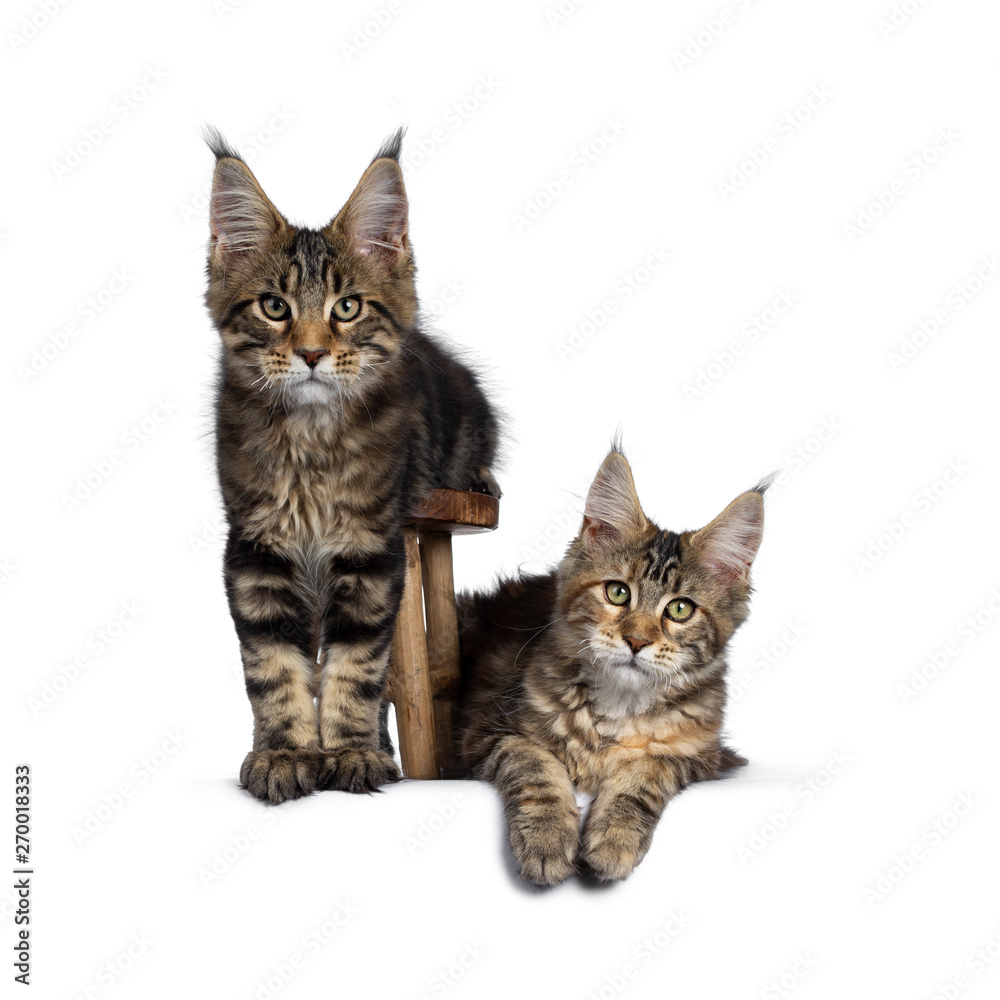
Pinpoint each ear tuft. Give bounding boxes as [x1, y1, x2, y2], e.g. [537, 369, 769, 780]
[581, 449, 647, 547]
[371, 126, 406, 164]
[203, 123, 242, 164]
[691, 491, 764, 583]
[750, 471, 778, 496]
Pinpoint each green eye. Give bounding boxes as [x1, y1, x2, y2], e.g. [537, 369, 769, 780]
[332, 296, 361, 322]
[665, 598, 695, 623]
[260, 295, 290, 321]
[605, 581, 630, 606]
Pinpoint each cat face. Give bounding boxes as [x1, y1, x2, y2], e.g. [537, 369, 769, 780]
[558, 450, 766, 711]
[204, 130, 417, 409]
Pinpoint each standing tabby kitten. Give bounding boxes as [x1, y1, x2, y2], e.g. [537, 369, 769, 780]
[457, 449, 767, 884]
[206, 128, 499, 803]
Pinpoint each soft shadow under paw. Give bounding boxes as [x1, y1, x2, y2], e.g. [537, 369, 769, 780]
[578, 838, 643, 883]
[575, 857, 629, 890]
[517, 849, 576, 888]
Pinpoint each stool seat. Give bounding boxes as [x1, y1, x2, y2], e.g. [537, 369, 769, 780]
[387, 488, 499, 779]
[406, 488, 499, 535]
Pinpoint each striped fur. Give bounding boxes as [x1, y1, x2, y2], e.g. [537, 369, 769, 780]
[456, 449, 765, 883]
[206, 129, 499, 803]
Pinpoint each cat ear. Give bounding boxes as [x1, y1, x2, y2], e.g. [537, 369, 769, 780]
[581, 450, 647, 547]
[207, 135, 285, 260]
[331, 143, 409, 262]
[690, 488, 765, 583]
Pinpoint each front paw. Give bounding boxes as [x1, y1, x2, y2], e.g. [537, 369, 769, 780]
[508, 811, 579, 887]
[240, 749, 321, 805]
[475, 467, 501, 498]
[316, 747, 401, 794]
[579, 823, 651, 882]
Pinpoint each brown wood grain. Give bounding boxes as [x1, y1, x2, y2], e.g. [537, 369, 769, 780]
[389, 489, 501, 779]
[406, 488, 499, 535]
[387, 528, 440, 779]
[420, 532, 462, 776]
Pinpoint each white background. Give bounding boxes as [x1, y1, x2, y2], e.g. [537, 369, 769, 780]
[4, 0, 1000, 997]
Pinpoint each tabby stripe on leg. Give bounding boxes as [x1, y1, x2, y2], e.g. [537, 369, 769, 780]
[318, 619, 397, 750]
[480, 736, 581, 886]
[240, 639, 320, 751]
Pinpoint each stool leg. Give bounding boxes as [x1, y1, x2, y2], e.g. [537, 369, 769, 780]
[389, 528, 439, 779]
[419, 531, 461, 776]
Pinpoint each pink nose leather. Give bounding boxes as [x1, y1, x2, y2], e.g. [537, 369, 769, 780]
[296, 348, 329, 369]
[625, 636, 651, 654]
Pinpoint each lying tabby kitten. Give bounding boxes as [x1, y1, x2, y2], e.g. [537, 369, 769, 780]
[457, 449, 767, 883]
[206, 128, 499, 803]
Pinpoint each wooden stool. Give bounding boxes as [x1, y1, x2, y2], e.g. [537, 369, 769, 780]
[385, 488, 500, 779]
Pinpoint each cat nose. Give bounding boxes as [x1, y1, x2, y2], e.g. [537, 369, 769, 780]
[624, 636, 651, 654]
[296, 348, 329, 369]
